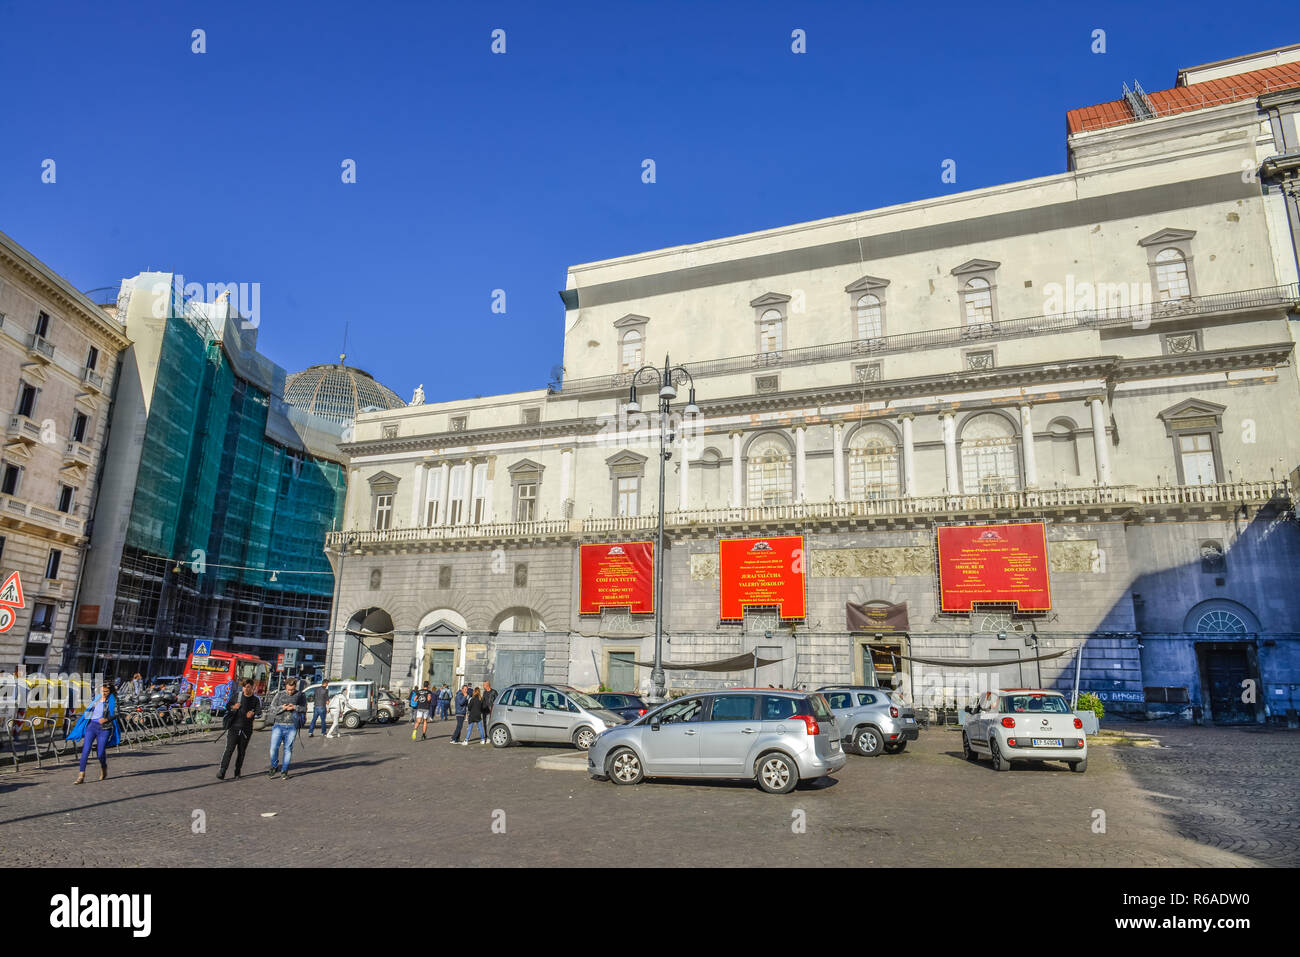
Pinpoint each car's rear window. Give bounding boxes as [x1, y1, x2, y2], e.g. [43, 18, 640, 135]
[762, 695, 799, 720]
[807, 694, 835, 721]
[709, 695, 756, 721]
[1000, 694, 1071, 714]
[509, 687, 535, 707]
[856, 693, 878, 706]
[824, 691, 853, 709]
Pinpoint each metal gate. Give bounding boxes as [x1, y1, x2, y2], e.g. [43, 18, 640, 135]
[428, 649, 455, 689]
[608, 652, 636, 692]
[494, 650, 545, 689]
[1204, 646, 1252, 723]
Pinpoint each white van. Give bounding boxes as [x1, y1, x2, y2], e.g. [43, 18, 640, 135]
[300, 680, 377, 728]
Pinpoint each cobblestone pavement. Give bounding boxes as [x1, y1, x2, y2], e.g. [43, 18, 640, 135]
[1, 719, 1295, 867]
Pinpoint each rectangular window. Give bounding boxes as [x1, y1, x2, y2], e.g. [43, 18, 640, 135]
[57, 485, 74, 513]
[31, 603, 56, 632]
[449, 464, 468, 523]
[515, 483, 537, 522]
[1179, 433, 1217, 485]
[1, 465, 19, 496]
[450, 499, 464, 524]
[0, 536, 5, 564]
[616, 476, 639, 516]
[71, 412, 88, 444]
[472, 464, 487, 524]
[522, 407, 541, 425]
[86, 345, 99, 371]
[35, 311, 50, 338]
[425, 468, 444, 525]
[373, 494, 393, 529]
[16, 383, 37, 418]
[45, 549, 62, 580]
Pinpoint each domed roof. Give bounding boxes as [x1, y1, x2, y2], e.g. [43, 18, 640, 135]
[283, 362, 405, 424]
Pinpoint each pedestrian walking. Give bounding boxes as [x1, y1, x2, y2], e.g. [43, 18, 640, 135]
[266, 677, 306, 779]
[326, 685, 351, 738]
[308, 679, 330, 737]
[411, 682, 433, 740]
[438, 683, 451, 720]
[217, 679, 261, 780]
[482, 680, 498, 733]
[462, 687, 487, 745]
[450, 684, 469, 742]
[68, 681, 119, 785]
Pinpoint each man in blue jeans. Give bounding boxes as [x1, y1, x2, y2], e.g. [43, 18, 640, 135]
[267, 677, 306, 780]
[308, 679, 330, 737]
[450, 684, 469, 743]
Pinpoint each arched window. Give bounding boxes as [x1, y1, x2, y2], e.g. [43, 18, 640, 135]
[847, 424, 900, 500]
[856, 294, 883, 340]
[746, 435, 792, 506]
[960, 413, 1019, 493]
[620, 329, 643, 372]
[1195, 609, 1247, 634]
[962, 278, 994, 330]
[1154, 248, 1190, 302]
[758, 309, 784, 354]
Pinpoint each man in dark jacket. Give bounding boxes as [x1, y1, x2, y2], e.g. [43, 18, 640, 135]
[218, 679, 260, 780]
[450, 684, 469, 743]
[482, 681, 498, 737]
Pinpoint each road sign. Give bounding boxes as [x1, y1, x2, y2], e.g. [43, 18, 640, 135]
[283, 648, 298, 667]
[0, 571, 25, 609]
[193, 639, 212, 657]
[276, 654, 285, 672]
[0, 606, 14, 634]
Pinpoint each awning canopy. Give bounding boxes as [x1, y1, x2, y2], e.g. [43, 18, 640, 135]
[632, 651, 784, 673]
[898, 649, 1072, 668]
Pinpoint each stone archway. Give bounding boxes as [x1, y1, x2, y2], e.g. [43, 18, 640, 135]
[344, 607, 394, 687]
[416, 609, 467, 689]
[491, 606, 547, 633]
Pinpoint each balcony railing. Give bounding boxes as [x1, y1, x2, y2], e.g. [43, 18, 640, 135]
[6, 415, 41, 442]
[82, 368, 104, 391]
[26, 334, 55, 361]
[328, 480, 1286, 547]
[552, 283, 1300, 396]
[0, 494, 85, 535]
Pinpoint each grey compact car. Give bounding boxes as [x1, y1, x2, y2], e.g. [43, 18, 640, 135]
[588, 689, 846, 793]
[489, 684, 626, 751]
[818, 686, 920, 756]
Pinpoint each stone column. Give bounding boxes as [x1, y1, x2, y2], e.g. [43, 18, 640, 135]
[1019, 405, 1038, 488]
[460, 458, 475, 525]
[832, 423, 845, 501]
[409, 462, 427, 527]
[900, 414, 916, 496]
[438, 461, 451, 526]
[1089, 396, 1112, 485]
[942, 412, 960, 494]
[795, 425, 807, 503]
[731, 431, 744, 507]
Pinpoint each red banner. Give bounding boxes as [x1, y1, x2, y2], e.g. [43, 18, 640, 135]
[720, 535, 806, 620]
[579, 542, 654, 614]
[937, 523, 1052, 612]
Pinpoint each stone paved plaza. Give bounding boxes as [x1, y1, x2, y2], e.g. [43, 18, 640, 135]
[2, 719, 1295, 867]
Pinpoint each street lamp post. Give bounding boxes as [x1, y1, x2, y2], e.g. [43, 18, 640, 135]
[627, 355, 699, 702]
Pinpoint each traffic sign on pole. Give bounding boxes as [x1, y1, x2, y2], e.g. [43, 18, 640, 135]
[0, 571, 25, 609]
[0, 606, 14, 634]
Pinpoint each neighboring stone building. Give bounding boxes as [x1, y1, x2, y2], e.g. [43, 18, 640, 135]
[70, 274, 403, 678]
[330, 47, 1300, 723]
[0, 230, 130, 672]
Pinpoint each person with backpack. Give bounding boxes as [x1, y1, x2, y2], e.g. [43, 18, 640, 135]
[438, 684, 451, 720]
[411, 682, 434, 740]
[69, 681, 119, 785]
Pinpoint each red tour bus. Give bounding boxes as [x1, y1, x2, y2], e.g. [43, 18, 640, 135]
[182, 650, 271, 711]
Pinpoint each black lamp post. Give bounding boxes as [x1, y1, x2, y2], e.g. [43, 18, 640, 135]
[627, 355, 699, 701]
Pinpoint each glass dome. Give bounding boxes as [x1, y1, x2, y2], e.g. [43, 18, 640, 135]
[283, 363, 405, 424]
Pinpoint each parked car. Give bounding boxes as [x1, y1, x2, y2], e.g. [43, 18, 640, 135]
[817, 685, 920, 756]
[588, 689, 846, 794]
[588, 692, 649, 722]
[488, 684, 625, 751]
[962, 689, 1087, 772]
[376, 688, 406, 724]
[297, 680, 377, 729]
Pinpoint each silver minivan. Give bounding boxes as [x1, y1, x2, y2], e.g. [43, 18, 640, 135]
[489, 684, 625, 751]
[588, 689, 846, 793]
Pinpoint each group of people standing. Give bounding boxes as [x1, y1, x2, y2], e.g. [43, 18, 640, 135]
[409, 681, 498, 745]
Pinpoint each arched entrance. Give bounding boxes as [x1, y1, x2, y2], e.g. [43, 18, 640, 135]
[1183, 599, 1261, 724]
[489, 607, 548, 688]
[417, 609, 467, 690]
[344, 607, 394, 688]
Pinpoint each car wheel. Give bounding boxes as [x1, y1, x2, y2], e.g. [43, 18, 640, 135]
[1068, 758, 1087, 773]
[884, 742, 907, 754]
[607, 747, 643, 785]
[989, 735, 1010, 771]
[756, 752, 800, 794]
[343, 712, 362, 729]
[573, 726, 597, 751]
[376, 709, 392, 725]
[490, 724, 512, 748]
[962, 732, 979, 762]
[853, 726, 884, 757]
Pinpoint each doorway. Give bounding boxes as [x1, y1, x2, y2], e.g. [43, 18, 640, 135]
[1196, 641, 1257, 724]
[607, 651, 637, 692]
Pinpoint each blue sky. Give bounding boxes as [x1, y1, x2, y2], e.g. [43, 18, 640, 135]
[0, 1, 1288, 403]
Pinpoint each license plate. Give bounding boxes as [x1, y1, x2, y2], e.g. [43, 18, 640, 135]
[904, 717, 916, 724]
[1031, 738, 1062, 747]
[830, 740, 840, 751]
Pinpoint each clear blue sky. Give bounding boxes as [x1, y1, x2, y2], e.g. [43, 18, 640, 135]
[0, 1, 1288, 403]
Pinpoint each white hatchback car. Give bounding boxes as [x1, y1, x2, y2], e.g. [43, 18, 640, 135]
[962, 689, 1087, 773]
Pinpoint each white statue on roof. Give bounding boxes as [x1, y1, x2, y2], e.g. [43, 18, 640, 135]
[411, 383, 425, 406]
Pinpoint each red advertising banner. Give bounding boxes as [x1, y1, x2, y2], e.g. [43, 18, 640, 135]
[579, 542, 654, 614]
[937, 522, 1052, 612]
[720, 535, 806, 620]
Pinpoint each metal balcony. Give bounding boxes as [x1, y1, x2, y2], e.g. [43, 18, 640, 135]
[26, 334, 54, 362]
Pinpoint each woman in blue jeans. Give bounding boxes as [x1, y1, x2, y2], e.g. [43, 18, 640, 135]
[68, 681, 119, 784]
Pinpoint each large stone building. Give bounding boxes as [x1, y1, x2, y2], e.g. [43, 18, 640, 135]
[0, 230, 131, 672]
[70, 274, 403, 677]
[329, 46, 1300, 723]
